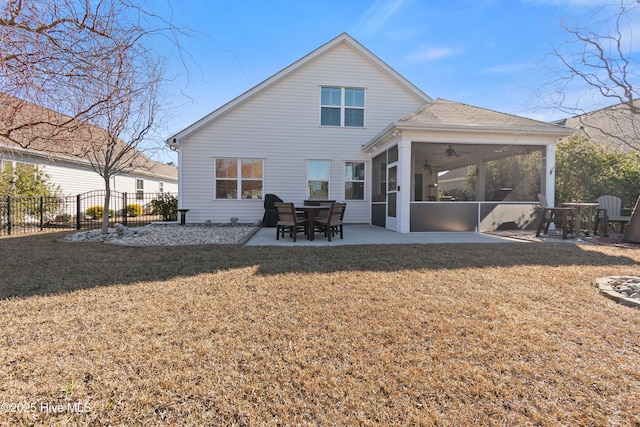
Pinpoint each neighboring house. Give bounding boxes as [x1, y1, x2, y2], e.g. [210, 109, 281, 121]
[167, 33, 573, 232]
[437, 167, 473, 197]
[559, 101, 640, 152]
[0, 146, 177, 197]
[1, 94, 177, 196]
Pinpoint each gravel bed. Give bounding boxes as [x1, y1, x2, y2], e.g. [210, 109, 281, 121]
[61, 223, 259, 246]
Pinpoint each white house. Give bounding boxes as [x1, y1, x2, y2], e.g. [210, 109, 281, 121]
[1, 94, 178, 197]
[167, 33, 574, 232]
[0, 145, 177, 197]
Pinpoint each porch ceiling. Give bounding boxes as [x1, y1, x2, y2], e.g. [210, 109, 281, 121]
[414, 142, 542, 171]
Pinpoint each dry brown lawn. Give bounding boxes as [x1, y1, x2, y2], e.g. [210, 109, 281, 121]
[1, 232, 640, 426]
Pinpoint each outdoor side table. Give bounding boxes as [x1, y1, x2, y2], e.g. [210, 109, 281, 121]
[177, 209, 190, 225]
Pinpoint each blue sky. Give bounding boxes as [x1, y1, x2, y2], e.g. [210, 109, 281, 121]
[152, 0, 639, 163]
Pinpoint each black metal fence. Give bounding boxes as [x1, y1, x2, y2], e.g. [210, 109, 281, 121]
[0, 191, 178, 237]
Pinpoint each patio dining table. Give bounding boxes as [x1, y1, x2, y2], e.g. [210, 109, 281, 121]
[561, 202, 599, 237]
[295, 205, 330, 241]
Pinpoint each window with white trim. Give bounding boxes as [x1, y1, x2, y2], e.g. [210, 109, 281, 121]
[215, 158, 263, 199]
[136, 179, 144, 200]
[158, 182, 164, 193]
[344, 161, 365, 200]
[307, 160, 330, 199]
[320, 87, 365, 127]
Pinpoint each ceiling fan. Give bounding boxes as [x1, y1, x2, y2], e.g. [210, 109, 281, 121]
[442, 144, 470, 158]
[422, 160, 442, 174]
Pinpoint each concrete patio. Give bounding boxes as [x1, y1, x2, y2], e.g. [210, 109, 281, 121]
[244, 224, 527, 246]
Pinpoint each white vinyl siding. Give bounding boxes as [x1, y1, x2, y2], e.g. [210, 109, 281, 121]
[178, 41, 427, 224]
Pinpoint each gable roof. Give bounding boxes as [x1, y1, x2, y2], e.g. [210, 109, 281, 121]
[166, 33, 432, 144]
[1, 93, 177, 180]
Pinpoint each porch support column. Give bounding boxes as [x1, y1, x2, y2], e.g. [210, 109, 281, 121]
[543, 144, 556, 207]
[397, 135, 412, 233]
[475, 161, 486, 201]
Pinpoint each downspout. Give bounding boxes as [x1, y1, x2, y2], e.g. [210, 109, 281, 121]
[169, 138, 183, 209]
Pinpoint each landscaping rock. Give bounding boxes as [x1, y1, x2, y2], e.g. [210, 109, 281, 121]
[62, 223, 258, 246]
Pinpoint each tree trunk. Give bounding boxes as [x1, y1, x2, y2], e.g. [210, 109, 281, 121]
[101, 177, 111, 234]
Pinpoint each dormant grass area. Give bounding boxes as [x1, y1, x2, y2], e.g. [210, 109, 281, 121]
[1, 233, 640, 426]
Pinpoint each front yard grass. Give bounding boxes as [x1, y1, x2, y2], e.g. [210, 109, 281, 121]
[1, 233, 640, 425]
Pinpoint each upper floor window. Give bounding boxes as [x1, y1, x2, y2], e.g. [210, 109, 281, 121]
[320, 87, 365, 127]
[215, 158, 263, 200]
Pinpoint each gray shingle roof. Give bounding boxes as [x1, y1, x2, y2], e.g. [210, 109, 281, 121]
[398, 98, 569, 131]
[1, 93, 177, 180]
[562, 101, 640, 151]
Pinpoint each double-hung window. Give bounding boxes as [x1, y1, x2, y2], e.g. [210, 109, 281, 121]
[215, 158, 263, 199]
[136, 179, 144, 200]
[344, 162, 365, 200]
[320, 87, 365, 127]
[307, 160, 330, 199]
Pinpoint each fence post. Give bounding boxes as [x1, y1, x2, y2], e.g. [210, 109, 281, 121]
[76, 194, 81, 230]
[122, 192, 127, 226]
[39, 196, 44, 231]
[7, 196, 11, 235]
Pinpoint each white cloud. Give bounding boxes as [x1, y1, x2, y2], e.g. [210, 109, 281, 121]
[350, 0, 406, 38]
[405, 45, 461, 63]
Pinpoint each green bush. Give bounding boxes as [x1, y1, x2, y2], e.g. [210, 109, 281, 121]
[85, 205, 103, 219]
[126, 203, 143, 217]
[53, 213, 72, 222]
[85, 206, 114, 220]
[150, 194, 178, 221]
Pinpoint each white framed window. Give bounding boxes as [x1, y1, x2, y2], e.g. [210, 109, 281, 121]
[136, 179, 144, 200]
[320, 87, 365, 127]
[215, 158, 263, 200]
[308, 160, 330, 199]
[345, 161, 365, 200]
[158, 182, 164, 193]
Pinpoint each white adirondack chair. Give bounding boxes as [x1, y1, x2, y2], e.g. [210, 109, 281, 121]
[595, 195, 631, 236]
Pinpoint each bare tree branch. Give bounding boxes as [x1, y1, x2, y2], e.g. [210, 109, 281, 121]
[0, 0, 190, 233]
[540, 0, 640, 151]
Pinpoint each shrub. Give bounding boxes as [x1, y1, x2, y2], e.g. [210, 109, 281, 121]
[85, 205, 104, 220]
[150, 194, 178, 221]
[53, 213, 72, 222]
[126, 203, 143, 217]
[85, 206, 114, 220]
